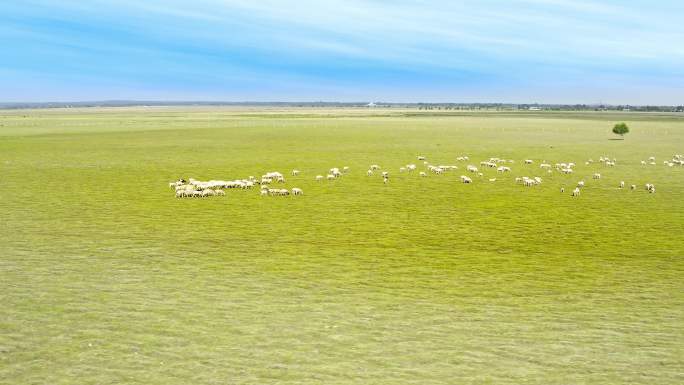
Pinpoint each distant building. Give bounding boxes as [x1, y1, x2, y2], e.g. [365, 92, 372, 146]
[366, 102, 377, 107]
[528, 106, 542, 111]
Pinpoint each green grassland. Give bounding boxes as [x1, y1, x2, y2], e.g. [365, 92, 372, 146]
[1, 108, 683, 384]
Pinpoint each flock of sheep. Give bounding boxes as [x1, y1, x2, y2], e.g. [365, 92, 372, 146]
[169, 171, 304, 198]
[169, 153, 681, 199]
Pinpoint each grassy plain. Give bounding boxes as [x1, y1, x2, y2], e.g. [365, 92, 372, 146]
[1, 107, 683, 384]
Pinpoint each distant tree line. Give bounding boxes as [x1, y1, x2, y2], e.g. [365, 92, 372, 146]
[1, 101, 683, 112]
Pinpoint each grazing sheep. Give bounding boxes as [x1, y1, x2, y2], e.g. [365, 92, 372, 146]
[418, 156, 426, 160]
[383, 177, 388, 184]
[460, 175, 472, 183]
[593, 173, 601, 180]
[524, 159, 533, 164]
[291, 170, 300, 176]
[577, 181, 585, 187]
[367, 169, 373, 176]
[260, 189, 269, 196]
[488, 178, 496, 182]
[215, 190, 226, 196]
[292, 188, 303, 196]
[619, 181, 625, 189]
[572, 188, 581, 197]
[641, 160, 646, 165]
[315, 175, 324, 182]
[630, 184, 636, 190]
[419, 171, 427, 177]
[382, 171, 389, 178]
[466, 165, 478, 173]
[370, 164, 380, 170]
[327, 174, 335, 180]
[560, 187, 565, 193]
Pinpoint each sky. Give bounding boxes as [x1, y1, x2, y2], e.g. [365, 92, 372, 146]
[1, 0, 683, 104]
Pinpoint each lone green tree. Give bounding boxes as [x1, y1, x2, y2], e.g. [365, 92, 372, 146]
[612, 122, 629, 138]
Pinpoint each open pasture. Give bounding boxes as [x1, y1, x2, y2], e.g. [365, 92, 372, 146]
[1, 108, 683, 384]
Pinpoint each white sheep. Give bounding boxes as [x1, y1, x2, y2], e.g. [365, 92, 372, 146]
[572, 188, 581, 197]
[327, 174, 335, 180]
[619, 181, 625, 189]
[315, 175, 324, 182]
[291, 170, 300, 176]
[367, 169, 373, 176]
[292, 188, 303, 196]
[593, 173, 601, 180]
[419, 171, 427, 177]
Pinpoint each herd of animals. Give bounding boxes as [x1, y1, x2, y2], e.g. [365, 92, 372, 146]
[169, 154, 682, 199]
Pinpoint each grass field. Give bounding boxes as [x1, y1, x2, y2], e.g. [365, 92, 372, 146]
[1, 107, 683, 384]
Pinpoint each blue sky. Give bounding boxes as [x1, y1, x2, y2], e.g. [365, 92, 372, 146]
[1, 0, 683, 103]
